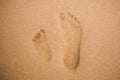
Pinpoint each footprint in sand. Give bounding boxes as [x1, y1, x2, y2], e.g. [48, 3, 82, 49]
[32, 12, 82, 70]
[59, 12, 82, 70]
[32, 29, 51, 61]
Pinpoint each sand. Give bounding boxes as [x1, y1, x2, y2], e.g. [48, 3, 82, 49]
[0, 0, 120, 80]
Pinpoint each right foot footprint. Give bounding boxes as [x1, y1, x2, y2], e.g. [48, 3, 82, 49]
[32, 29, 51, 61]
[59, 12, 82, 70]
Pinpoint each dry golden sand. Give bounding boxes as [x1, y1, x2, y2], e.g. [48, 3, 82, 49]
[0, 0, 120, 80]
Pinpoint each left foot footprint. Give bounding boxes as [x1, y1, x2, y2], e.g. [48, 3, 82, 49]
[32, 29, 51, 61]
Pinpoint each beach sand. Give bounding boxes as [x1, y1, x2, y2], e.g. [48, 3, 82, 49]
[0, 0, 120, 80]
